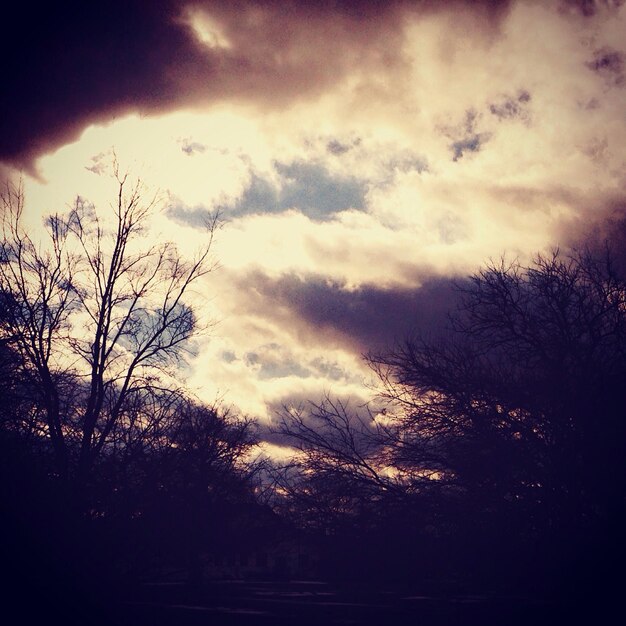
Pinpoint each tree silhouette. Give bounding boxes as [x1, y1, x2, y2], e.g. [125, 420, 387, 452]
[276, 249, 626, 589]
[370, 250, 626, 532]
[272, 397, 405, 533]
[0, 169, 266, 616]
[87, 394, 258, 583]
[0, 167, 217, 482]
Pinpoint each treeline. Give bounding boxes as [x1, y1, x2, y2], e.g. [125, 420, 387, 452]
[0, 173, 266, 622]
[2, 171, 626, 617]
[270, 248, 626, 598]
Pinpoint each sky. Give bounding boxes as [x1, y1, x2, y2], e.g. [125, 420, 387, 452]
[2, 0, 626, 436]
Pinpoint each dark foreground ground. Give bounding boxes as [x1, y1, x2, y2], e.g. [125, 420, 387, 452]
[123, 580, 542, 626]
[32, 578, 611, 626]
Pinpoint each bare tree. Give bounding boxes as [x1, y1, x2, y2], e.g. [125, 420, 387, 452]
[368, 249, 626, 529]
[271, 397, 413, 532]
[0, 168, 217, 482]
[274, 249, 626, 541]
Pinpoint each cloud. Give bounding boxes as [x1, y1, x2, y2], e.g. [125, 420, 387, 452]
[233, 270, 466, 353]
[556, 191, 626, 270]
[8, 0, 626, 424]
[259, 161, 366, 218]
[441, 90, 535, 162]
[586, 47, 625, 86]
[384, 152, 429, 176]
[559, 0, 624, 17]
[167, 203, 214, 229]
[181, 140, 208, 155]
[1, 0, 518, 171]
[2, 2, 188, 170]
[169, 158, 367, 222]
[259, 389, 374, 447]
[243, 344, 313, 380]
[488, 90, 532, 121]
[326, 138, 359, 155]
[441, 109, 492, 162]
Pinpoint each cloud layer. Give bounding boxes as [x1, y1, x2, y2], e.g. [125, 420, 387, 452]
[1, 0, 519, 169]
[6, 0, 626, 420]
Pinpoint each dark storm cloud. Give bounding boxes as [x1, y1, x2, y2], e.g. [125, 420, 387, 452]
[2, 1, 187, 170]
[1, 0, 514, 170]
[238, 271, 466, 353]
